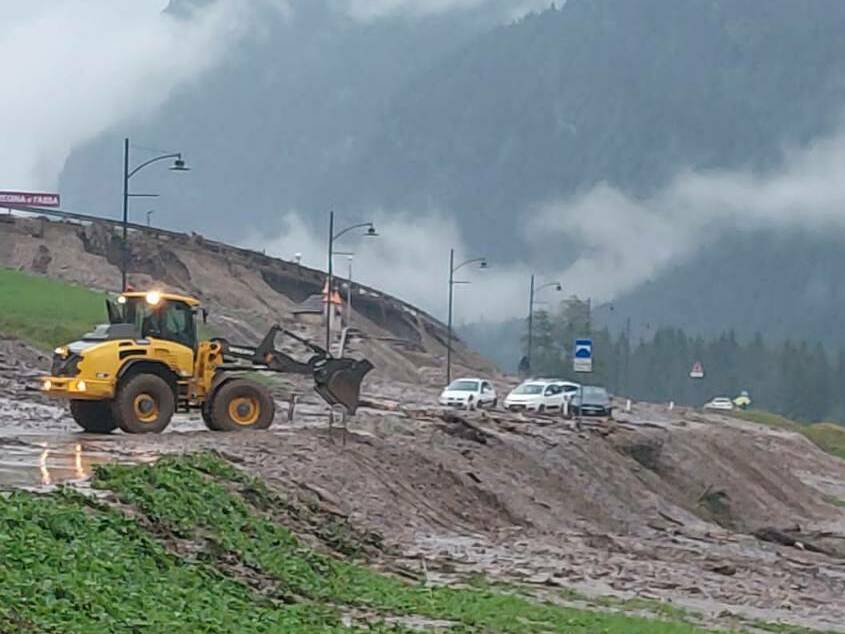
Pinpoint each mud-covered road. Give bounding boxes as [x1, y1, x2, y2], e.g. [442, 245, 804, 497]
[2, 344, 845, 632]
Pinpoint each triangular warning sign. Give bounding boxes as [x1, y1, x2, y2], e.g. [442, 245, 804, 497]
[690, 361, 705, 379]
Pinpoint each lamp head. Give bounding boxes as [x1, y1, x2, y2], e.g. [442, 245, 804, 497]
[169, 157, 190, 172]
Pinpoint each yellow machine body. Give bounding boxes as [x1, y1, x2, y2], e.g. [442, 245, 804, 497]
[40, 289, 373, 434]
[44, 291, 219, 405]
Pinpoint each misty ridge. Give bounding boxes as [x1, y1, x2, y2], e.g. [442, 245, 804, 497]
[6, 0, 845, 350]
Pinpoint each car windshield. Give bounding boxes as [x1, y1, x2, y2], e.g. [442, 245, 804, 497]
[513, 383, 544, 395]
[447, 380, 479, 392]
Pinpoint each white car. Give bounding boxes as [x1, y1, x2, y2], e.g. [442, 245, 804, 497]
[504, 380, 578, 414]
[704, 397, 734, 411]
[439, 378, 497, 410]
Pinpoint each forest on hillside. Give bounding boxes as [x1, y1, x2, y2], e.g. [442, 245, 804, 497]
[523, 299, 845, 424]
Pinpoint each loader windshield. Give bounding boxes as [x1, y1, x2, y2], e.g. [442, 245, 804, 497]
[122, 297, 197, 349]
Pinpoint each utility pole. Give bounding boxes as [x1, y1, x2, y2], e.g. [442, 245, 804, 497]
[122, 138, 129, 292]
[347, 256, 353, 329]
[625, 316, 631, 395]
[447, 249, 455, 385]
[525, 275, 562, 374]
[326, 212, 378, 353]
[326, 210, 334, 352]
[527, 274, 535, 372]
[120, 137, 188, 291]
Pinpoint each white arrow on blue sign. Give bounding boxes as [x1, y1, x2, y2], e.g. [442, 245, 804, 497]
[573, 338, 593, 373]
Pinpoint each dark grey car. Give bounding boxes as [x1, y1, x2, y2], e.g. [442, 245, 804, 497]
[568, 386, 613, 418]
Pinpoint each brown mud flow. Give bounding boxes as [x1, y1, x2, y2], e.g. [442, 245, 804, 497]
[1, 374, 845, 630]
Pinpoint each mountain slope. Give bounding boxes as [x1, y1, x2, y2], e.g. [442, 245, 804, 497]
[57, 0, 845, 348]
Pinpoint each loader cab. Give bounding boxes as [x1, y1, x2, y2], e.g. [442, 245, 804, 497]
[112, 291, 200, 350]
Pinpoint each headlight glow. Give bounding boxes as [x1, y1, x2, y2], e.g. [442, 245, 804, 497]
[76, 380, 87, 392]
[146, 291, 162, 306]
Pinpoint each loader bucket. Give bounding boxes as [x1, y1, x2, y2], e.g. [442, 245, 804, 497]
[312, 357, 374, 415]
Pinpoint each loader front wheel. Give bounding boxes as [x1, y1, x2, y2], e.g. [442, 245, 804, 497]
[70, 400, 118, 434]
[114, 374, 175, 434]
[209, 379, 275, 432]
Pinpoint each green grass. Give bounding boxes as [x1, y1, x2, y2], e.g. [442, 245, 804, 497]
[0, 267, 104, 350]
[731, 410, 845, 461]
[0, 453, 716, 633]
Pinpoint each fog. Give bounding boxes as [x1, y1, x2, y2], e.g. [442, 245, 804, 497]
[0, 0, 283, 190]
[531, 126, 845, 301]
[254, 126, 845, 324]
[340, 0, 552, 20]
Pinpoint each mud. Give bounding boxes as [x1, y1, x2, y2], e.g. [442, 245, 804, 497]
[1, 343, 845, 630]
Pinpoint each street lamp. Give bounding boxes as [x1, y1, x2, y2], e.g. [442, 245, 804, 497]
[326, 211, 377, 351]
[446, 249, 488, 385]
[122, 137, 189, 290]
[526, 274, 562, 373]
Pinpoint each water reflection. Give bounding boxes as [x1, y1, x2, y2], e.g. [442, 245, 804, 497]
[0, 438, 157, 488]
[37, 443, 90, 486]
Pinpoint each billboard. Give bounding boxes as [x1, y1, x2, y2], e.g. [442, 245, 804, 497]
[0, 191, 61, 207]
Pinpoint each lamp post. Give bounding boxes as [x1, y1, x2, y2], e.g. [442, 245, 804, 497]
[446, 249, 488, 385]
[145, 210, 155, 227]
[122, 137, 189, 291]
[326, 211, 377, 352]
[526, 274, 562, 373]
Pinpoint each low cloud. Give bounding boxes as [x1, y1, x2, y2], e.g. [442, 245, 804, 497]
[254, 126, 845, 323]
[339, 0, 552, 21]
[0, 0, 285, 191]
[247, 212, 531, 324]
[532, 126, 845, 301]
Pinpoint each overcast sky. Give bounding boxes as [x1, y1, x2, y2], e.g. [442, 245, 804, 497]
[5, 0, 845, 324]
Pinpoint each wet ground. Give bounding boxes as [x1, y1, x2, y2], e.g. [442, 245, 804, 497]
[2, 358, 845, 631]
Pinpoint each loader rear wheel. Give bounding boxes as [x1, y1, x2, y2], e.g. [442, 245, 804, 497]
[209, 379, 275, 432]
[114, 374, 175, 434]
[70, 400, 118, 434]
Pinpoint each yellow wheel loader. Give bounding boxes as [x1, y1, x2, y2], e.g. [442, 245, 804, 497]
[41, 290, 373, 434]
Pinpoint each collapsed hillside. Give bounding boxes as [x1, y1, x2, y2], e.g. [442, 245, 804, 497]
[0, 213, 495, 384]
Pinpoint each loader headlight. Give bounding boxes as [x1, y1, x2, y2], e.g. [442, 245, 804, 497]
[75, 380, 87, 392]
[42, 380, 52, 391]
[54, 347, 68, 358]
[146, 291, 162, 306]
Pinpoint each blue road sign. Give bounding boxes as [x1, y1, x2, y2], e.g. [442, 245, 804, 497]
[574, 338, 593, 372]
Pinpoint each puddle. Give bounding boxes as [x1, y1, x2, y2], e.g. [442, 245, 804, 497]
[0, 436, 157, 488]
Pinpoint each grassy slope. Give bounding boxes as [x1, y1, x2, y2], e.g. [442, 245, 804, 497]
[0, 454, 714, 634]
[0, 267, 104, 350]
[731, 410, 845, 461]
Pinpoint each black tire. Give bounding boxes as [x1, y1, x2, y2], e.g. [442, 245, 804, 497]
[209, 379, 275, 432]
[70, 400, 118, 434]
[113, 374, 175, 434]
[201, 401, 218, 431]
